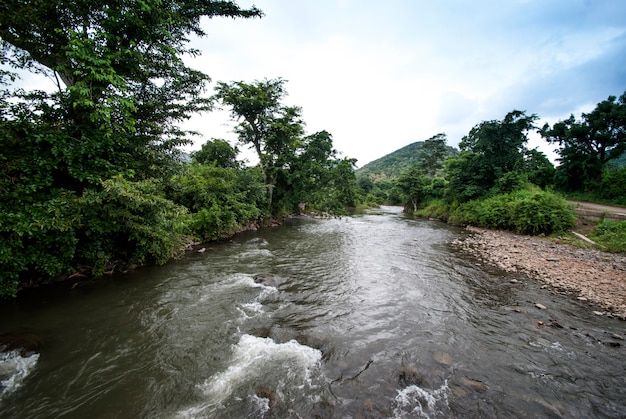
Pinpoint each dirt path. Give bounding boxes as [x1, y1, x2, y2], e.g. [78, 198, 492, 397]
[569, 200, 626, 221]
[452, 226, 626, 320]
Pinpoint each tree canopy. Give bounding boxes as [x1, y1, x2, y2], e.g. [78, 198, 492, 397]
[0, 1, 264, 296]
[540, 92, 626, 191]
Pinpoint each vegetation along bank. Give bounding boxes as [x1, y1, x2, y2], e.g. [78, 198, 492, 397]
[1, 0, 625, 299]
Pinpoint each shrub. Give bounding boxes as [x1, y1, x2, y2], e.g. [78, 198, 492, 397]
[590, 221, 626, 253]
[80, 177, 190, 269]
[450, 189, 575, 235]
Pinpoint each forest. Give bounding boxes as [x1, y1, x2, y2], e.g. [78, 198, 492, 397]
[1, 1, 625, 297]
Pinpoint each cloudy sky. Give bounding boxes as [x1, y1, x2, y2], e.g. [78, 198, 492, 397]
[11, 1, 626, 167]
[184, 0, 626, 167]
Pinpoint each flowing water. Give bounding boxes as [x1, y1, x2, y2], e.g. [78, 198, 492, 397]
[1, 206, 625, 418]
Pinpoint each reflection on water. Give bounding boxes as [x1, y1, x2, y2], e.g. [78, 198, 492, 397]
[1, 206, 625, 418]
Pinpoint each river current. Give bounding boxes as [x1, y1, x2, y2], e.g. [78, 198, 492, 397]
[1, 206, 625, 418]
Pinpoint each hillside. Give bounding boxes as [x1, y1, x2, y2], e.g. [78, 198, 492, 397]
[356, 140, 458, 180]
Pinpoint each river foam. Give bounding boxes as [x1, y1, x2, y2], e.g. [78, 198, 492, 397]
[0, 350, 40, 400]
[391, 380, 450, 418]
[178, 334, 322, 417]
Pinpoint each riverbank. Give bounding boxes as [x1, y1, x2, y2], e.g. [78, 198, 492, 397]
[452, 226, 626, 320]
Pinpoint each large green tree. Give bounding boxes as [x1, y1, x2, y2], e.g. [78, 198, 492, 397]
[446, 110, 537, 201]
[0, 0, 262, 296]
[192, 138, 240, 168]
[540, 92, 626, 191]
[1, 0, 262, 191]
[211, 78, 305, 209]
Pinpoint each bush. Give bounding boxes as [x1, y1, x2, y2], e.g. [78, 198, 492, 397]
[166, 164, 264, 240]
[597, 167, 626, 205]
[450, 189, 575, 235]
[590, 221, 626, 253]
[0, 191, 81, 297]
[80, 177, 190, 269]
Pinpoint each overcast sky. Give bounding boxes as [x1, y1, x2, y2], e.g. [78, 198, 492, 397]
[183, 0, 626, 166]
[12, 1, 626, 167]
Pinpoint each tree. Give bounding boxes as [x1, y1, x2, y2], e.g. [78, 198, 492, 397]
[1, 0, 263, 191]
[522, 148, 555, 189]
[540, 92, 626, 191]
[396, 166, 431, 212]
[192, 138, 240, 168]
[212, 78, 305, 210]
[446, 110, 537, 201]
[416, 133, 453, 177]
[0, 1, 263, 296]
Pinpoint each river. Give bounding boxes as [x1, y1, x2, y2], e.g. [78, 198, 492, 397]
[1, 206, 625, 418]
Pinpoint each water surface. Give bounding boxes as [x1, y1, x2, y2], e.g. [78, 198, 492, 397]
[1, 206, 625, 418]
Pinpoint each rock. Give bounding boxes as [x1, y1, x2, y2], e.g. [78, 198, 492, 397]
[577, 297, 588, 301]
[535, 303, 548, 310]
[459, 376, 488, 392]
[611, 333, 624, 340]
[602, 340, 621, 347]
[197, 247, 206, 253]
[253, 273, 285, 287]
[433, 352, 453, 366]
[255, 387, 277, 409]
[397, 366, 425, 387]
[592, 311, 604, 316]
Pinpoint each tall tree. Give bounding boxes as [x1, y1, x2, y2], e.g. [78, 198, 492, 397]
[1, 0, 263, 191]
[211, 78, 305, 209]
[540, 92, 626, 191]
[0, 0, 263, 295]
[416, 133, 452, 177]
[446, 110, 537, 201]
[192, 138, 240, 168]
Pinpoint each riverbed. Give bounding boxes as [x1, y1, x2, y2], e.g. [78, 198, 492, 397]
[1, 206, 625, 418]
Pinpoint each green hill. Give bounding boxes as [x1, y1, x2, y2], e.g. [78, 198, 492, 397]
[356, 140, 458, 180]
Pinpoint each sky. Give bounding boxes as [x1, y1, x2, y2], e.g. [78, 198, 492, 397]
[182, 0, 626, 167]
[10, 0, 626, 168]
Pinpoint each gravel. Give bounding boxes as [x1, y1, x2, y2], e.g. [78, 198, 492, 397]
[452, 226, 626, 320]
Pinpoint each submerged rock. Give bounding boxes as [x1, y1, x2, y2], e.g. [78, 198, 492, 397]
[433, 352, 453, 366]
[253, 273, 285, 288]
[397, 365, 425, 387]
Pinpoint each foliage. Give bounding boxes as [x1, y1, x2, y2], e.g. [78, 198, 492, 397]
[79, 177, 190, 269]
[540, 91, 626, 191]
[450, 189, 576, 235]
[590, 221, 626, 253]
[596, 167, 626, 205]
[212, 80, 359, 215]
[446, 110, 538, 202]
[522, 149, 556, 189]
[0, 1, 263, 296]
[0, 190, 80, 297]
[192, 138, 240, 168]
[166, 164, 264, 241]
[211, 78, 305, 210]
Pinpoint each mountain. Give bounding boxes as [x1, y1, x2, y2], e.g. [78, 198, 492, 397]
[356, 141, 458, 180]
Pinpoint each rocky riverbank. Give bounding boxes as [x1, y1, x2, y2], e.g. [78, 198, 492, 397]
[452, 226, 626, 320]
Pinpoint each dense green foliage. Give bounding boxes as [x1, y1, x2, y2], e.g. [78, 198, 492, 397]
[212, 79, 359, 215]
[590, 221, 626, 253]
[0, 3, 361, 297]
[541, 92, 626, 194]
[393, 110, 577, 237]
[449, 188, 576, 235]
